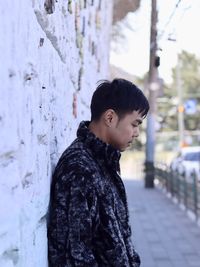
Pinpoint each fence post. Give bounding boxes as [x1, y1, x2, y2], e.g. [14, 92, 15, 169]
[176, 171, 180, 203]
[166, 165, 170, 192]
[183, 173, 187, 209]
[170, 168, 174, 197]
[192, 171, 198, 220]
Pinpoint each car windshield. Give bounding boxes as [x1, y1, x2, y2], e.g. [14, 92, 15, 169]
[184, 151, 200, 161]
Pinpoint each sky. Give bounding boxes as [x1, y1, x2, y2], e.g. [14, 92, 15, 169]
[110, 0, 200, 83]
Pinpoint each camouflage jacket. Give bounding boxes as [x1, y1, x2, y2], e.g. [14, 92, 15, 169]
[47, 121, 140, 267]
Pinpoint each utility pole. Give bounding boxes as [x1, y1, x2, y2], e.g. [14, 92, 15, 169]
[145, 0, 158, 188]
[168, 37, 185, 148]
[177, 54, 185, 147]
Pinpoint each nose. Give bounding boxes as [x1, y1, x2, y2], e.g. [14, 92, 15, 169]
[133, 126, 140, 138]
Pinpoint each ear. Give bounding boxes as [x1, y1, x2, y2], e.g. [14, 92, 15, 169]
[103, 109, 117, 127]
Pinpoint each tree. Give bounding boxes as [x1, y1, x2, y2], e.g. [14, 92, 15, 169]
[157, 50, 200, 135]
[171, 50, 200, 97]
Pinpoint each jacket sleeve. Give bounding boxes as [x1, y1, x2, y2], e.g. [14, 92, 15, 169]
[47, 169, 99, 267]
[125, 234, 141, 267]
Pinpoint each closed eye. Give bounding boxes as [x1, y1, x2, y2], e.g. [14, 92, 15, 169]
[132, 120, 142, 127]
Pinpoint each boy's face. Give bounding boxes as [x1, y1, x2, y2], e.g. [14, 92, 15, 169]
[107, 110, 143, 151]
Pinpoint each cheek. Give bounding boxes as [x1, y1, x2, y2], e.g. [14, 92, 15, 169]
[125, 126, 133, 136]
[115, 123, 132, 142]
[120, 127, 132, 140]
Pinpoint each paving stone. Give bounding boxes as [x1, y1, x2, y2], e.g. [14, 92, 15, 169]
[172, 260, 189, 267]
[155, 259, 173, 267]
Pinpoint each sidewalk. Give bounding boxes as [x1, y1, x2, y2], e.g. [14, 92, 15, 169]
[124, 179, 200, 267]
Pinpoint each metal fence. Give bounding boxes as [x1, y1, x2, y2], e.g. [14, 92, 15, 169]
[155, 162, 200, 221]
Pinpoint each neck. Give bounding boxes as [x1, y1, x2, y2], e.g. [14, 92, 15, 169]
[89, 120, 108, 144]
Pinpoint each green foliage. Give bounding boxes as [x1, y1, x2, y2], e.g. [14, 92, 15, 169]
[158, 50, 200, 133]
[171, 50, 200, 96]
[172, 51, 200, 131]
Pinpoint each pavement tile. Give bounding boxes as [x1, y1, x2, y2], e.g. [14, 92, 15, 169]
[150, 245, 169, 260]
[185, 255, 200, 267]
[155, 259, 173, 267]
[140, 261, 155, 267]
[172, 260, 189, 267]
[146, 231, 161, 243]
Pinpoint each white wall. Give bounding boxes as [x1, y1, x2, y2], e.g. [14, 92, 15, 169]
[0, 1, 113, 266]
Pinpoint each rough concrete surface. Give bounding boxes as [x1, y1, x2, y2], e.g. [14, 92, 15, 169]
[0, 1, 113, 266]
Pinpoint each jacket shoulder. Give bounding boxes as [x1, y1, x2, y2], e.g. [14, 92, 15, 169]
[59, 140, 94, 169]
[52, 139, 100, 186]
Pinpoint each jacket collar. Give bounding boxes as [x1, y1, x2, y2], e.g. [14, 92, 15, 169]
[77, 121, 121, 171]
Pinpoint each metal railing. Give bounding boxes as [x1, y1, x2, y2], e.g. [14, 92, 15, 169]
[155, 162, 200, 221]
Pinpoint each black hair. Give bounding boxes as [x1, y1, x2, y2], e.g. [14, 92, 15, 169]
[90, 78, 149, 121]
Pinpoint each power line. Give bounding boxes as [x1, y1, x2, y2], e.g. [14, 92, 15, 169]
[166, 4, 192, 41]
[158, 0, 183, 41]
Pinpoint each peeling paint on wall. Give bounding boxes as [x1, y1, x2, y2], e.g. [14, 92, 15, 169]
[44, 0, 55, 14]
[72, 93, 78, 118]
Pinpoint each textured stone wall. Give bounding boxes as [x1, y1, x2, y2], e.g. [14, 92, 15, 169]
[0, 1, 113, 266]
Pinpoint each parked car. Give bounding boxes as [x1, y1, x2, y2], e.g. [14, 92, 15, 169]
[170, 147, 195, 172]
[170, 146, 200, 182]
